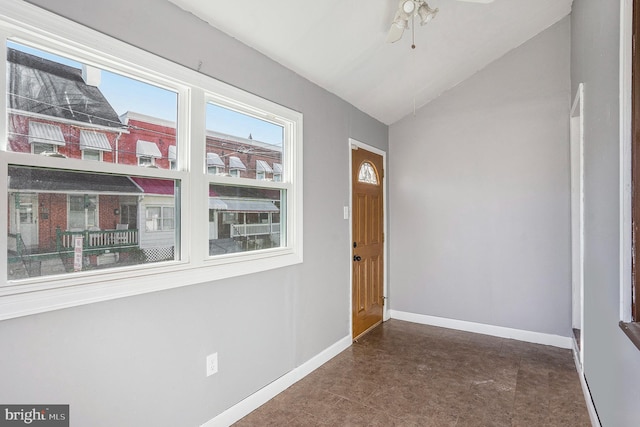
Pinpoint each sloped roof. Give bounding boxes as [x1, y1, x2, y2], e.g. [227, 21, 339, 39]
[8, 166, 142, 194]
[7, 48, 124, 129]
[130, 177, 175, 195]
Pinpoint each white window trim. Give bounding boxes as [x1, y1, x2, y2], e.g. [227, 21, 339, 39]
[32, 142, 57, 155]
[67, 194, 99, 230]
[0, 0, 303, 320]
[145, 205, 175, 232]
[137, 155, 155, 167]
[82, 149, 103, 161]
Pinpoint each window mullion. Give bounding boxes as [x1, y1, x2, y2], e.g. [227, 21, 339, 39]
[187, 88, 207, 266]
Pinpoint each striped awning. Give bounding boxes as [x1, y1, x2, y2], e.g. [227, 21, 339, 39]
[256, 160, 273, 173]
[28, 121, 65, 146]
[208, 198, 228, 210]
[80, 130, 111, 151]
[208, 198, 279, 212]
[228, 156, 246, 170]
[136, 140, 162, 158]
[273, 163, 283, 174]
[207, 152, 225, 167]
[168, 145, 176, 161]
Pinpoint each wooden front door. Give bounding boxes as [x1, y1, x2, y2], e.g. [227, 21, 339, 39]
[352, 147, 384, 339]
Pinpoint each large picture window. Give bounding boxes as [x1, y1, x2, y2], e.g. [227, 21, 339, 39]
[0, 1, 303, 319]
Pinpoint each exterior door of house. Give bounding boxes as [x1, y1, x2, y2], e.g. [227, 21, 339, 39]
[14, 193, 38, 249]
[352, 146, 384, 339]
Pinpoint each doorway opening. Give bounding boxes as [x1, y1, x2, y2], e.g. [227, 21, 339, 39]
[350, 140, 387, 340]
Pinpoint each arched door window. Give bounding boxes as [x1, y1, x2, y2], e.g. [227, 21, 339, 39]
[357, 161, 379, 185]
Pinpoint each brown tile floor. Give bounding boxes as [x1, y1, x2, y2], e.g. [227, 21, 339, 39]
[234, 319, 592, 426]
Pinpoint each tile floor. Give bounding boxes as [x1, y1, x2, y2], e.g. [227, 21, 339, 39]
[234, 320, 592, 426]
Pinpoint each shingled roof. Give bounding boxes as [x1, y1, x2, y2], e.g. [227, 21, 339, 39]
[7, 48, 124, 129]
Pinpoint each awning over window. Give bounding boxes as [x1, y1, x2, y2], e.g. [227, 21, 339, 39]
[208, 198, 228, 210]
[168, 145, 176, 161]
[136, 140, 162, 158]
[28, 121, 65, 146]
[207, 152, 224, 167]
[273, 163, 283, 174]
[80, 130, 111, 151]
[209, 198, 279, 212]
[256, 160, 273, 173]
[228, 156, 246, 170]
[130, 177, 175, 195]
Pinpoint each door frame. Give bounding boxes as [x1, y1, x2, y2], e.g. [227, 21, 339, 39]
[570, 83, 585, 372]
[348, 138, 389, 339]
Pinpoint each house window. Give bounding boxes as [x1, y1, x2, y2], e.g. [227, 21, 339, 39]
[0, 2, 302, 320]
[79, 130, 110, 161]
[32, 142, 57, 155]
[256, 160, 273, 181]
[206, 153, 225, 175]
[68, 194, 98, 230]
[82, 149, 102, 161]
[168, 145, 177, 170]
[138, 156, 154, 167]
[273, 163, 283, 182]
[28, 121, 66, 155]
[228, 156, 246, 178]
[145, 206, 174, 232]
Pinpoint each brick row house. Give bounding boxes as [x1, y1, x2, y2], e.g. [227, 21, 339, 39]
[6, 47, 283, 277]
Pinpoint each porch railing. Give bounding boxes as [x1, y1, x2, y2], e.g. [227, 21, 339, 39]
[56, 228, 139, 252]
[231, 223, 280, 238]
[8, 233, 24, 256]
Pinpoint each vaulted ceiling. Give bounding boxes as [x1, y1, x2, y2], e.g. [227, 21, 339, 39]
[168, 0, 572, 125]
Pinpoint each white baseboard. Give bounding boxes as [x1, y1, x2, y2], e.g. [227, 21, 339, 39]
[200, 335, 352, 427]
[572, 349, 601, 427]
[389, 310, 573, 349]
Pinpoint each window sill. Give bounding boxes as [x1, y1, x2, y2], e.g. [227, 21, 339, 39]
[1, 248, 302, 321]
[619, 321, 640, 352]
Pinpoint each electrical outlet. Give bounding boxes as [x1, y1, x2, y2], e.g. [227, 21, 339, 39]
[206, 352, 218, 377]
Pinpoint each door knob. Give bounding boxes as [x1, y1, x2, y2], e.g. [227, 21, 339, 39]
[353, 255, 362, 262]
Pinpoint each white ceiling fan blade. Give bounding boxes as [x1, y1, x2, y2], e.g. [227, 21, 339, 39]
[386, 21, 406, 43]
[386, 10, 407, 43]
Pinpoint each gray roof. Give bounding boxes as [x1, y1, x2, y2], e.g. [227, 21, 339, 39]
[7, 48, 124, 129]
[9, 166, 142, 194]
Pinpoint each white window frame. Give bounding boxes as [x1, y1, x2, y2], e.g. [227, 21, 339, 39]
[0, 1, 303, 320]
[32, 142, 57, 155]
[145, 205, 174, 232]
[138, 155, 155, 167]
[67, 194, 99, 230]
[207, 165, 223, 175]
[82, 149, 102, 161]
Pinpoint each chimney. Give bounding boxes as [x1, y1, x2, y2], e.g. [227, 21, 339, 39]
[82, 64, 101, 87]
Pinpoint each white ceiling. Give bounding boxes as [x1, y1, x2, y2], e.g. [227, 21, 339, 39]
[167, 0, 572, 125]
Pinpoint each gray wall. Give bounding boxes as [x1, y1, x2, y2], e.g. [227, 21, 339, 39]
[388, 17, 572, 336]
[571, 1, 640, 426]
[0, 1, 388, 426]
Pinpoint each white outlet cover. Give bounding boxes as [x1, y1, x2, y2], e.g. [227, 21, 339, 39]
[206, 352, 218, 376]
